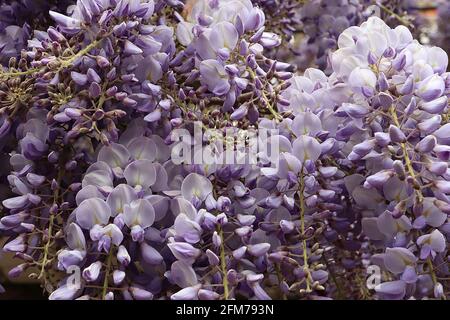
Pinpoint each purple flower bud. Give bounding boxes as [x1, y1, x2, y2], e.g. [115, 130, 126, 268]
[417, 75, 445, 102]
[393, 160, 406, 178]
[106, 86, 118, 97]
[123, 97, 137, 107]
[65, 160, 77, 171]
[246, 274, 271, 300]
[404, 97, 417, 116]
[64, 108, 82, 119]
[259, 32, 280, 49]
[3, 195, 28, 210]
[418, 115, 442, 134]
[130, 225, 145, 242]
[49, 11, 81, 30]
[3, 234, 27, 252]
[144, 109, 161, 123]
[198, 289, 220, 300]
[48, 151, 59, 163]
[235, 226, 252, 237]
[49, 285, 79, 300]
[20, 223, 35, 232]
[434, 282, 444, 299]
[47, 27, 66, 42]
[212, 231, 221, 248]
[168, 241, 201, 263]
[375, 280, 406, 299]
[399, 76, 414, 95]
[239, 39, 249, 55]
[106, 67, 117, 81]
[26, 173, 45, 186]
[434, 145, 450, 161]
[237, 214, 255, 226]
[368, 51, 377, 65]
[280, 220, 295, 233]
[1, 212, 28, 227]
[0, 118, 11, 138]
[124, 40, 143, 55]
[352, 140, 375, 156]
[206, 249, 219, 266]
[170, 285, 201, 300]
[427, 162, 448, 175]
[392, 53, 406, 71]
[383, 47, 395, 58]
[87, 68, 101, 83]
[434, 180, 450, 193]
[232, 246, 247, 260]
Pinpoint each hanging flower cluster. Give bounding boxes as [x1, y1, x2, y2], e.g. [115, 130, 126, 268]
[0, 0, 448, 300]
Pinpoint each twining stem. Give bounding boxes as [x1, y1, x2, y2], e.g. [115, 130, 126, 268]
[389, 106, 443, 297]
[298, 172, 311, 292]
[102, 247, 114, 300]
[217, 226, 229, 300]
[1, 39, 101, 78]
[426, 257, 446, 300]
[322, 255, 344, 299]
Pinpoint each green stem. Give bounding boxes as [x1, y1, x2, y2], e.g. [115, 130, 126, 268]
[247, 68, 282, 121]
[389, 106, 443, 298]
[298, 172, 311, 292]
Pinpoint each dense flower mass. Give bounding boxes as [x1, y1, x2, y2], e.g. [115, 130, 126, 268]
[433, 0, 450, 57]
[0, 0, 448, 300]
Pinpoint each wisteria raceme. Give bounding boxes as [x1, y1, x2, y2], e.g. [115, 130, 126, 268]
[327, 16, 449, 299]
[0, 0, 449, 301]
[259, 0, 424, 74]
[433, 0, 450, 60]
[0, 0, 76, 64]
